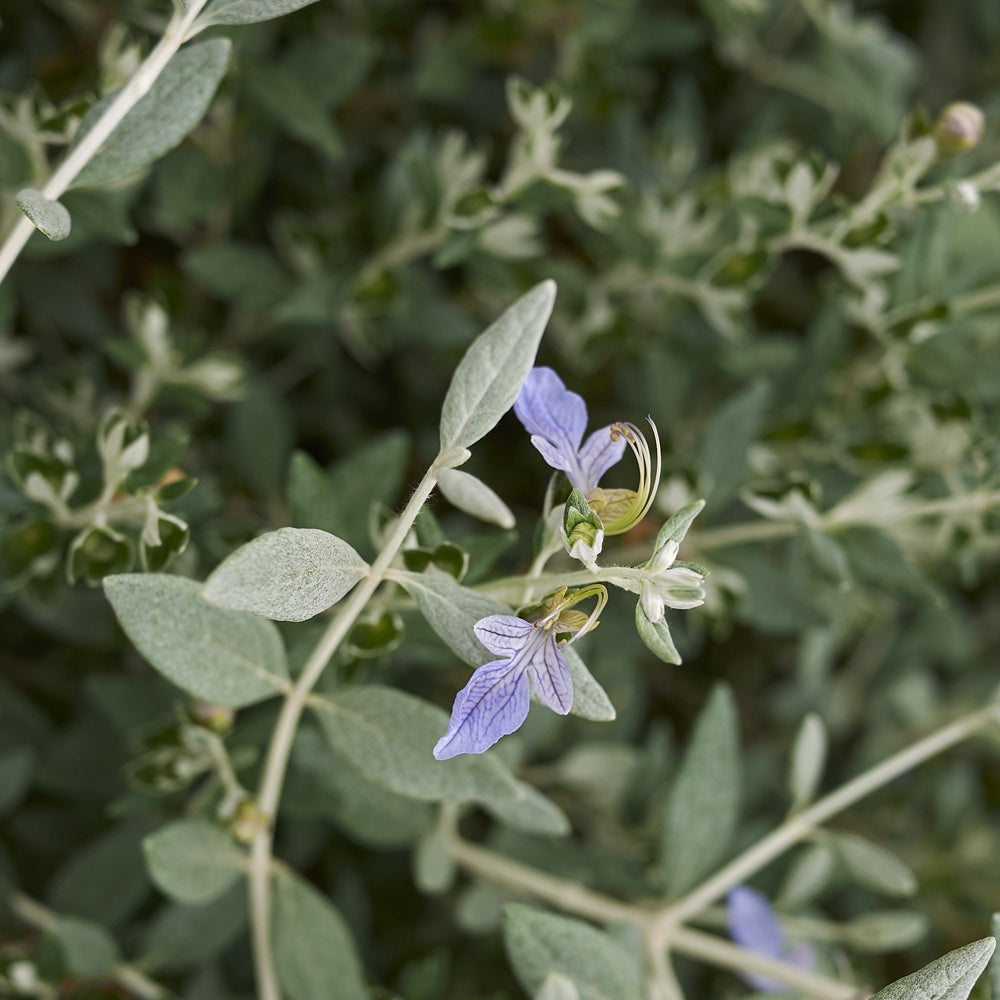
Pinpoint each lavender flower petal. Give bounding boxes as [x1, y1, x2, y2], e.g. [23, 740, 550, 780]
[727, 886, 795, 993]
[514, 368, 588, 485]
[577, 425, 626, 491]
[523, 630, 573, 714]
[473, 614, 536, 655]
[433, 659, 530, 760]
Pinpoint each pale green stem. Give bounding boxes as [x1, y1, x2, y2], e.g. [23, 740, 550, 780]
[247, 464, 440, 1000]
[670, 926, 868, 1000]
[9, 892, 176, 1000]
[0, 0, 211, 286]
[655, 701, 1000, 933]
[446, 833, 859, 998]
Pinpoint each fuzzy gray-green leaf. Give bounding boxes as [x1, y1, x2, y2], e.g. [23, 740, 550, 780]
[144, 818, 244, 905]
[197, 0, 321, 27]
[73, 39, 231, 188]
[203, 527, 368, 622]
[272, 867, 367, 1000]
[16, 189, 71, 241]
[660, 682, 741, 895]
[869, 937, 995, 1000]
[312, 686, 521, 804]
[439, 280, 556, 452]
[104, 574, 287, 708]
[502, 904, 643, 1000]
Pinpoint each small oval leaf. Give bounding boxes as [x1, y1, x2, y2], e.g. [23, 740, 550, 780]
[144, 819, 244, 905]
[203, 527, 368, 622]
[437, 467, 516, 529]
[16, 188, 71, 241]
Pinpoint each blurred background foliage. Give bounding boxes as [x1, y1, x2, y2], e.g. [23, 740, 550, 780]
[2, 0, 1000, 997]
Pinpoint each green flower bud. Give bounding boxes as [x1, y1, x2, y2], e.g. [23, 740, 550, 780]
[935, 101, 985, 155]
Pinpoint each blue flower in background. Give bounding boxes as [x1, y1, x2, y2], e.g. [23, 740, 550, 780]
[433, 614, 572, 760]
[514, 366, 626, 496]
[727, 886, 815, 993]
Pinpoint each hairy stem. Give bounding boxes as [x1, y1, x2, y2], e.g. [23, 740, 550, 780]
[0, 0, 211, 286]
[656, 700, 1000, 931]
[247, 465, 440, 1000]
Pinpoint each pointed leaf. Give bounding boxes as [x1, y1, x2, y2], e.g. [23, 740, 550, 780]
[16, 188, 71, 241]
[830, 831, 917, 897]
[104, 574, 287, 708]
[502, 904, 643, 1000]
[788, 712, 827, 810]
[439, 280, 556, 452]
[437, 467, 516, 528]
[198, 0, 321, 26]
[312, 686, 521, 803]
[73, 39, 232, 188]
[144, 819, 244, 905]
[870, 937, 995, 1000]
[635, 602, 682, 664]
[272, 867, 367, 1000]
[661, 683, 741, 895]
[203, 527, 368, 622]
[49, 916, 119, 977]
[397, 569, 510, 666]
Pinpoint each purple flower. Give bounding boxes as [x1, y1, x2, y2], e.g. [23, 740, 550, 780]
[433, 614, 573, 760]
[727, 886, 815, 993]
[514, 367, 626, 496]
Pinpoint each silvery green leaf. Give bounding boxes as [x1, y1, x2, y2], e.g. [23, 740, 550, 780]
[15, 189, 71, 241]
[990, 914, 1000, 999]
[660, 683, 741, 896]
[396, 569, 509, 666]
[563, 646, 616, 722]
[437, 467, 516, 529]
[197, 0, 320, 27]
[202, 527, 368, 622]
[413, 827, 455, 895]
[140, 884, 247, 973]
[502, 904, 643, 1000]
[73, 39, 231, 188]
[481, 780, 571, 836]
[312, 686, 521, 803]
[654, 499, 706, 551]
[439, 280, 556, 453]
[869, 937, 995, 1000]
[143, 819, 244, 905]
[788, 712, 826, 810]
[49, 916, 119, 977]
[843, 910, 929, 953]
[829, 831, 917, 897]
[104, 574, 288, 708]
[537, 973, 581, 1000]
[635, 602, 681, 665]
[272, 866, 367, 1000]
[776, 842, 837, 909]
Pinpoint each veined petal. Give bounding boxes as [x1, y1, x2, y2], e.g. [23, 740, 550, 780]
[529, 435, 576, 477]
[514, 368, 588, 480]
[473, 614, 535, 655]
[523, 629, 573, 714]
[577, 425, 626, 493]
[433, 659, 530, 759]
